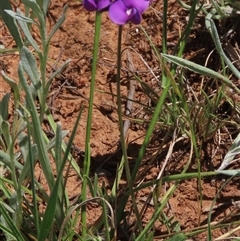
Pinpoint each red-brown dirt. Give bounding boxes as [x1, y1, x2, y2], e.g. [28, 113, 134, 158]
[1, 0, 240, 240]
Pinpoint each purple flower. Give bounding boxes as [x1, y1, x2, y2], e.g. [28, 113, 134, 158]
[83, 0, 111, 12]
[108, 0, 150, 25]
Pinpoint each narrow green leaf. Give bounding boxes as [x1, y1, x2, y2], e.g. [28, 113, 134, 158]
[1, 71, 20, 104]
[0, 150, 23, 170]
[0, 93, 10, 121]
[16, 9, 40, 52]
[43, 0, 50, 17]
[54, 123, 65, 222]
[0, 224, 17, 240]
[46, 59, 71, 91]
[93, 174, 98, 197]
[85, 175, 96, 197]
[206, 18, 240, 79]
[47, 5, 68, 43]
[4, 9, 36, 24]
[18, 132, 38, 184]
[162, 54, 240, 95]
[62, 105, 83, 169]
[22, 0, 45, 28]
[135, 185, 176, 241]
[0, 150, 10, 164]
[0, 145, 41, 173]
[38, 124, 62, 241]
[217, 133, 240, 170]
[46, 130, 69, 151]
[20, 46, 42, 94]
[12, 116, 27, 145]
[0, 202, 25, 241]
[100, 193, 110, 241]
[216, 169, 240, 176]
[18, 61, 55, 191]
[0, 180, 11, 199]
[1, 121, 11, 148]
[166, 233, 187, 241]
[27, 120, 40, 236]
[0, 0, 23, 49]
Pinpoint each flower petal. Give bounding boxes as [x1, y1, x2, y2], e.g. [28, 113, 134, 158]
[123, 0, 149, 13]
[109, 1, 130, 25]
[83, 0, 97, 11]
[97, 0, 111, 11]
[129, 10, 142, 24]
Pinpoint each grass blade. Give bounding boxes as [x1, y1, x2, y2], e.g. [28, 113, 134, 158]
[162, 53, 240, 95]
[0, 202, 25, 241]
[38, 123, 62, 241]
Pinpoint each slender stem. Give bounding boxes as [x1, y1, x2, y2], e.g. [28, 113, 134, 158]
[179, 0, 203, 216]
[116, 25, 143, 233]
[81, 11, 102, 236]
[116, 24, 172, 226]
[175, 0, 201, 59]
[162, 0, 168, 86]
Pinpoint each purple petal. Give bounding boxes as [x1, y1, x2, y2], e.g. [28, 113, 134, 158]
[83, 0, 97, 11]
[97, 0, 111, 11]
[109, 1, 130, 25]
[123, 0, 150, 13]
[129, 11, 142, 24]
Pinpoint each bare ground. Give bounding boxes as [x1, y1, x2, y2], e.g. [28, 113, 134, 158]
[1, 0, 240, 240]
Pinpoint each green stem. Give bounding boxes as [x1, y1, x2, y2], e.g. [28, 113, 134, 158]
[162, 0, 168, 86]
[174, 0, 201, 58]
[116, 26, 172, 226]
[81, 11, 102, 236]
[116, 25, 143, 232]
[180, 0, 203, 213]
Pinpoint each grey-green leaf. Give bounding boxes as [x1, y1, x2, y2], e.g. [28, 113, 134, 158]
[47, 4, 68, 44]
[18, 61, 55, 191]
[46, 59, 71, 91]
[0, 93, 10, 121]
[38, 124, 63, 241]
[16, 9, 40, 53]
[1, 71, 20, 104]
[43, 0, 50, 18]
[216, 169, 240, 176]
[4, 9, 36, 24]
[20, 46, 41, 91]
[162, 54, 240, 95]
[0, 0, 23, 49]
[22, 0, 45, 28]
[1, 121, 11, 148]
[0, 202, 25, 241]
